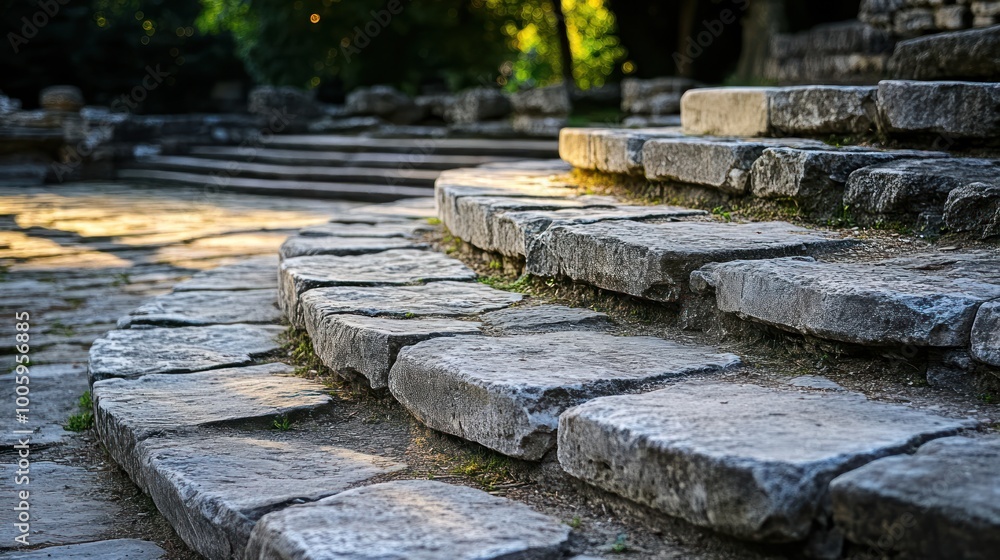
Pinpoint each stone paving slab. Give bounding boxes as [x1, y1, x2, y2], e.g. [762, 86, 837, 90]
[527, 220, 852, 302]
[299, 281, 523, 321]
[558, 127, 685, 175]
[389, 332, 739, 460]
[831, 436, 1000, 559]
[845, 157, 1000, 224]
[117, 289, 280, 328]
[435, 165, 577, 229]
[244, 480, 570, 560]
[279, 250, 477, 327]
[92, 363, 332, 481]
[0, 540, 166, 559]
[557, 382, 975, 542]
[173, 256, 279, 291]
[481, 305, 611, 334]
[279, 235, 427, 259]
[88, 324, 285, 383]
[298, 221, 431, 238]
[0, 364, 87, 450]
[138, 434, 405, 559]
[876, 80, 1000, 139]
[698, 255, 1000, 347]
[309, 314, 482, 389]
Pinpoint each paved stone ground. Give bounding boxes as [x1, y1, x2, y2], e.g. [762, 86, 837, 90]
[0, 182, 356, 557]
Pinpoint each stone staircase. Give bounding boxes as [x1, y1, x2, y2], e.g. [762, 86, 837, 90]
[118, 134, 559, 202]
[84, 80, 998, 560]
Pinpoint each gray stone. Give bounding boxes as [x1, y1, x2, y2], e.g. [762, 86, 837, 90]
[681, 87, 774, 137]
[346, 85, 415, 120]
[889, 26, 1000, 81]
[279, 235, 427, 259]
[944, 182, 1000, 239]
[39, 85, 84, 112]
[445, 88, 512, 124]
[88, 324, 285, 382]
[769, 86, 878, 136]
[527, 220, 851, 302]
[971, 300, 1000, 367]
[831, 436, 1000, 559]
[173, 256, 278, 291]
[356, 196, 437, 219]
[0, 540, 166, 559]
[511, 115, 566, 137]
[245, 481, 569, 559]
[118, 289, 280, 328]
[876, 80, 1000, 139]
[699, 256, 1000, 347]
[481, 305, 611, 334]
[557, 381, 974, 542]
[845, 158, 1000, 224]
[0, 364, 87, 450]
[750, 148, 909, 214]
[0, 463, 119, 548]
[389, 332, 739, 459]
[435, 165, 577, 229]
[559, 127, 685, 175]
[643, 137, 825, 193]
[510, 85, 571, 116]
[299, 281, 522, 320]
[138, 434, 405, 559]
[787, 375, 846, 391]
[309, 314, 481, 389]
[278, 250, 477, 327]
[248, 86, 323, 119]
[92, 363, 332, 480]
[299, 221, 430, 238]
[621, 78, 698, 115]
[770, 21, 894, 59]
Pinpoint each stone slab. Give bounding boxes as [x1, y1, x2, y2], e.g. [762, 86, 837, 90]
[299, 281, 522, 321]
[173, 256, 278, 291]
[681, 87, 773, 137]
[558, 382, 974, 542]
[92, 363, 332, 481]
[831, 436, 1000, 559]
[138, 434, 405, 559]
[279, 234, 427, 259]
[244, 480, 570, 560]
[889, 26, 1000, 81]
[558, 127, 685, 175]
[526, 220, 851, 302]
[0, 540, 166, 559]
[944, 182, 1000, 239]
[971, 300, 1000, 367]
[877, 80, 1000, 139]
[117, 289, 280, 328]
[699, 256, 1000, 347]
[389, 332, 739, 459]
[434, 165, 577, 229]
[769, 86, 878, 136]
[844, 158, 1000, 224]
[309, 314, 481, 389]
[278, 250, 477, 328]
[298, 222, 430, 238]
[88, 324, 285, 383]
[481, 304, 611, 334]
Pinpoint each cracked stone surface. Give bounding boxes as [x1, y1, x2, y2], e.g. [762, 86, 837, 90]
[831, 436, 1000, 559]
[877, 80, 1000, 139]
[137, 434, 405, 559]
[278, 250, 477, 327]
[279, 235, 427, 259]
[117, 289, 280, 328]
[558, 382, 975, 542]
[92, 363, 332, 481]
[699, 255, 1000, 346]
[173, 256, 279, 291]
[481, 305, 611, 334]
[389, 332, 740, 460]
[0, 540, 166, 559]
[245, 480, 570, 560]
[299, 281, 523, 322]
[527, 220, 852, 302]
[88, 324, 285, 383]
[308, 314, 482, 389]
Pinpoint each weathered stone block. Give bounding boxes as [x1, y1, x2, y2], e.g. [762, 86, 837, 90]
[40, 85, 84, 112]
[971, 300, 1000, 367]
[621, 77, 699, 115]
[877, 80, 1000, 139]
[245, 480, 570, 560]
[769, 86, 878, 135]
[118, 289, 280, 328]
[445, 88, 511, 124]
[299, 281, 522, 320]
[389, 332, 739, 459]
[558, 381, 973, 542]
[558, 128, 685, 175]
[510, 85, 571, 116]
[681, 87, 772, 136]
[831, 436, 1000, 559]
[480, 304, 611, 334]
[248, 86, 323, 119]
[279, 235, 426, 259]
[944, 182, 1000, 239]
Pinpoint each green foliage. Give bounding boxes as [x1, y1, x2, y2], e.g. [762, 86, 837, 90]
[609, 533, 629, 553]
[272, 414, 293, 430]
[711, 206, 732, 222]
[65, 391, 94, 432]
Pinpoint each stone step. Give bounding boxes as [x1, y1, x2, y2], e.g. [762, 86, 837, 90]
[888, 26, 1000, 81]
[875, 80, 1000, 141]
[0, 540, 167, 559]
[265, 134, 559, 158]
[480, 304, 611, 334]
[117, 288, 280, 328]
[279, 235, 428, 259]
[173, 256, 278, 291]
[117, 169, 430, 202]
[245, 480, 571, 560]
[831, 436, 1000, 559]
[298, 221, 432, 238]
[558, 127, 684, 175]
[299, 281, 523, 320]
[388, 332, 740, 460]
[187, 145, 526, 170]
[557, 381, 975, 544]
[278, 250, 477, 327]
[124, 155, 441, 187]
[526, 220, 854, 302]
[88, 324, 285, 383]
